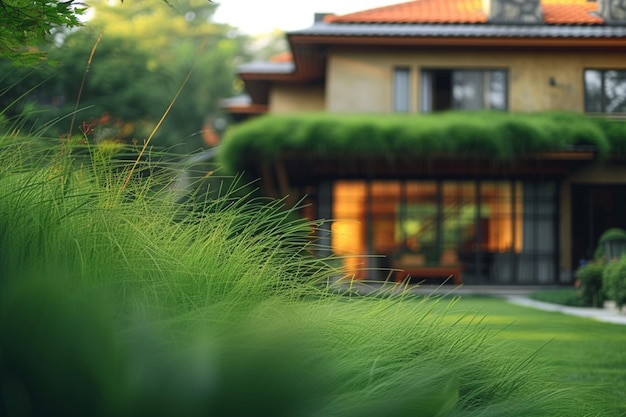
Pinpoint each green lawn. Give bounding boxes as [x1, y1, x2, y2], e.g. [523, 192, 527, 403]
[440, 296, 626, 416]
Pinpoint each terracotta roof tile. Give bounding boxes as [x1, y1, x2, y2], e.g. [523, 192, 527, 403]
[325, 0, 603, 26]
[269, 51, 293, 62]
[326, 0, 486, 24]
[543, 1, 602, 25]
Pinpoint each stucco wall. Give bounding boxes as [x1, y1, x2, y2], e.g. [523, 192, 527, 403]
[270, 84, 325, 113]
[322, 48, 626, 114]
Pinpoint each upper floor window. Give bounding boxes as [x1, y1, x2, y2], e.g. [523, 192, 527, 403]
[420, 69, 508, 113]
[584, 69, 626, 114]
[393, 67, 411, 113]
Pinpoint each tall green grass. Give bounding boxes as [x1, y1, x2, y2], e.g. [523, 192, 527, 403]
[0, 135, 596, 416]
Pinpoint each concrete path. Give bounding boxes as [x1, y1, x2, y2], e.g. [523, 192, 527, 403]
[411, 284, 626, 325]
[506, 296, 626, 326]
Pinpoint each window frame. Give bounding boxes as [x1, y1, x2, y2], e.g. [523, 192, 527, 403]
[583, 68, 626, 114]
[419, 68, 509, 113]
[392, 66, 411, 113]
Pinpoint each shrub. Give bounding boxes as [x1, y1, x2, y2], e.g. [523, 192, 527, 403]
[219, 111, 618, 178]
[598, 228, 626, 245]
[603, 255, 626, 309]
[593, 244, 605, 262]
[574, 262, 605, 307]
[598, 227, 626, 262]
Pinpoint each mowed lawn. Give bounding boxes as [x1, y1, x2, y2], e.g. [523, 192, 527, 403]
[438, 296, 626, 416]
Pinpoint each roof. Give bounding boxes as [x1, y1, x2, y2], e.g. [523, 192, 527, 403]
[543, 1, 602, 25]
[237, 61, 294, 74]
[287, 0, 621, 41]
[325, 0, 487, 24]
[220, 94, 268, 121]
[289, 23, 626, 39]
[324, 0, 602, 25]
[231, 0, 626, 110]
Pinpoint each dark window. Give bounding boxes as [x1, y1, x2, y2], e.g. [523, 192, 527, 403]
[420, 69, 508, 112]
[584, 69, 626, 114]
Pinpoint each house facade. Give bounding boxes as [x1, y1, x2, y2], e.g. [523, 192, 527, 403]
[223, 0, 626, 285]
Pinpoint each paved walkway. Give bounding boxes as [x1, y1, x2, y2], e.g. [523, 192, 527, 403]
[506, 296, 626, 325]
[410, 284, 626, 325]
[413, 284, 626, 325]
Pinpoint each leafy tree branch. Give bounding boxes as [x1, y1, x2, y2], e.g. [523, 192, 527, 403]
[0, 0, 86, 65]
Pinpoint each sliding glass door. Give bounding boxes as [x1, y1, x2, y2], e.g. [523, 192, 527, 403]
[330, 179, 558, 284]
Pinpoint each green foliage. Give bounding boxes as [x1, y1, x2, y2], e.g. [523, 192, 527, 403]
[219, 111, 614, 176]
[589, 117, 626, 156]
[595, 227, 626, 264]
[0, 134, 591, 416]
[593, 244, 606, 261]
[598, 227, 626, 245]
[0, 0, 251, 152]
[575, 262, 606, 307]
[0, 0, 85, 65]
[603, 256, 626, 308]
[568, 228, 626, 307]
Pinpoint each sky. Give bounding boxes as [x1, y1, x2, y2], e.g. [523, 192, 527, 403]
[212, 0, 401, 35]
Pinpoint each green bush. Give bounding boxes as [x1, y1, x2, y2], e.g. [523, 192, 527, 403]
[574, 263, 605, 307]
[603, 256, 626, 308]
[593, 244, 605, 261]
[598, 227, 626, 246]
[597, 227, 626, 262]
[220, 111, 618, 177]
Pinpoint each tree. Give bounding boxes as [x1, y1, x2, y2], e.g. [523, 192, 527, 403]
[0, 0, 85, 65]
[1, 0, 253, 152]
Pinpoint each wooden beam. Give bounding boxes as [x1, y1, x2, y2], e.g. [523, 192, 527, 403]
[261, 160, 278, 198]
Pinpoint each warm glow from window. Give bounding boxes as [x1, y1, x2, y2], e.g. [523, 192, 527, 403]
[332, 179, 527, 280]
[479, 182, 523, 253]
[332, 181, 367, 278]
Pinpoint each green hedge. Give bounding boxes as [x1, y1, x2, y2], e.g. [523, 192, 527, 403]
[598, 227, 626, 246]
[219, 111, 623, 174]
[574, 263, 605, 307]
[604, 256, 626, 308]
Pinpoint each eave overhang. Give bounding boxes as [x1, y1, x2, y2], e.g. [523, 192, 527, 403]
[236, 150, 598, 201]
[288, 22, 626, 51]
[290, 22, 626, 40]
[237, 22, 626, 107]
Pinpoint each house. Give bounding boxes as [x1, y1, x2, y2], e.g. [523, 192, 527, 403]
[221, 0, 626, 285]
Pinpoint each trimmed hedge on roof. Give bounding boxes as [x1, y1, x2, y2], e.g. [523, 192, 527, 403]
[219, 111, 626, 174]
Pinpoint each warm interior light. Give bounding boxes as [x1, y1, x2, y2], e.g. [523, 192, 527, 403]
[331, 180, 525, 279]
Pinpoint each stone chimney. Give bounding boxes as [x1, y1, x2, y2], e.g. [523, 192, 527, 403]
[483, 0, 543, 24]
[314, 13, 334, 24]
[598, 0, 626, 23]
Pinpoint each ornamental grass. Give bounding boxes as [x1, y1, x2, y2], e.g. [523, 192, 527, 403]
[0, 133, 595, 416]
